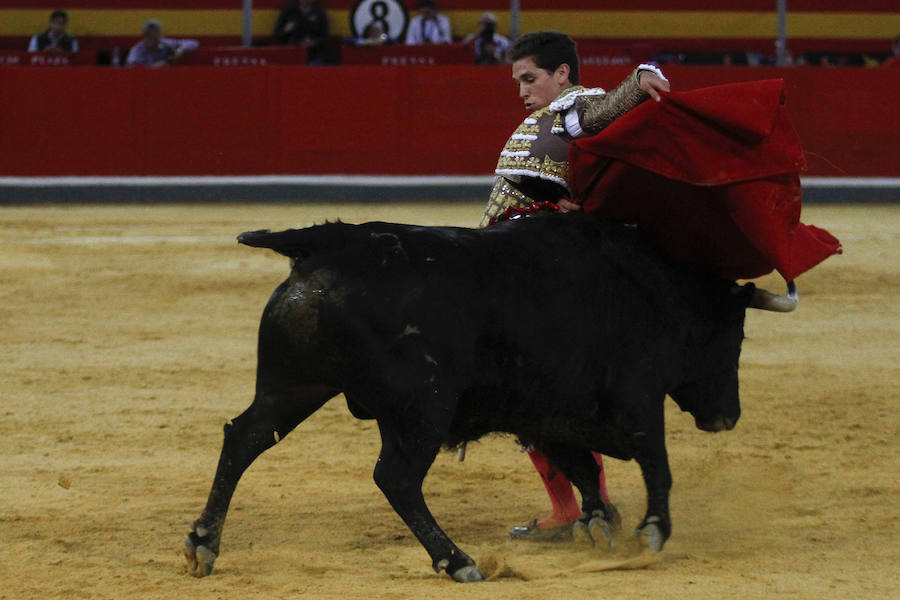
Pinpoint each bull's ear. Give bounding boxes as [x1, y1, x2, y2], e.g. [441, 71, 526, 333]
[369, 232, 409, 267]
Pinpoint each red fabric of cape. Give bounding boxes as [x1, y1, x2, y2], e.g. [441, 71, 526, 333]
[569, 78, 841, 282]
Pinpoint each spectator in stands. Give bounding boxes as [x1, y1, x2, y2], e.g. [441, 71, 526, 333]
[126, 19, 198, 67]
[882, 35, 900, 67]
[28, 9, 79, 54]
[405, 0, 452, 45]
[475, 34, 501, 65]
[345, 22, 390, 47]
[462, 12, 509, 64]
[273, 0, 330, 64]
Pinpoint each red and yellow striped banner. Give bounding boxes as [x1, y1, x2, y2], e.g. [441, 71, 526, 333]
[2, 1, 897, 40]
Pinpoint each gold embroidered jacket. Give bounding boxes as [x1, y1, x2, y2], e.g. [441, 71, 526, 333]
[480, 66, 652, 227]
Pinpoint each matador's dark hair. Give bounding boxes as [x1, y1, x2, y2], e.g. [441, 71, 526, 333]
[507, 31, 580, 85]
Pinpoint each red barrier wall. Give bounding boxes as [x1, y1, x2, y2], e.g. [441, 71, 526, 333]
[1, 65, 898, 177]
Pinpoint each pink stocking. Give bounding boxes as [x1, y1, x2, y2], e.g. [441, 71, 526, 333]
[527, 449, 581, 527]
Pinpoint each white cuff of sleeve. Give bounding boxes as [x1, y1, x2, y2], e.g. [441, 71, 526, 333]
[637, 63, 668, 82]
[564, 110, 585, 138]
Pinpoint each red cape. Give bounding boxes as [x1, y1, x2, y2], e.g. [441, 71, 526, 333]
[568, 79, 841, 281]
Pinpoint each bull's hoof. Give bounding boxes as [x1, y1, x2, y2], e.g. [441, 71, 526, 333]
[451, 565, 485, 583]
[572, 509, 615, 550]
[635, 516, 665, 552]
[183, 533, 217, 577]
[572, 520, 593, 546]
[605, 502, 623, 532]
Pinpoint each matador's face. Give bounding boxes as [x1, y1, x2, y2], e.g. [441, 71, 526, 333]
[511, 57, 571, 113]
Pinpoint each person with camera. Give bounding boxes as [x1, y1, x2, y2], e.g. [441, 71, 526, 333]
[462, 12, 509, 64]
[28, 10, 79, 54]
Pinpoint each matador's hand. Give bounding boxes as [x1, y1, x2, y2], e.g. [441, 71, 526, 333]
[557, 198, 582, 212]
[639, 72, 670, 102]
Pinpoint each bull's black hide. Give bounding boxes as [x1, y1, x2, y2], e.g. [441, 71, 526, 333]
[184, 213, 755, 582]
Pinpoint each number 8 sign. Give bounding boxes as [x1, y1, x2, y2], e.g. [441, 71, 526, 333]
[350, 0, 410, 43]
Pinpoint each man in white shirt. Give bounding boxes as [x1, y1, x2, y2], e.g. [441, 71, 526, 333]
[404, 0, 452, 45]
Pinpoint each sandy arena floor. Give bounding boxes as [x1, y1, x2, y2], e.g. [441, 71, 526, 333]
[0, 202, 897, 599]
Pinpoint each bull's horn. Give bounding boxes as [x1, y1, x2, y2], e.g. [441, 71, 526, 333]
[749, 281, 798, 312]
[456, 442, 467, 462]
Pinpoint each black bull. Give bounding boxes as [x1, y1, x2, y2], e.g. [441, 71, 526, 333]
[184, 213, 785, 582]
